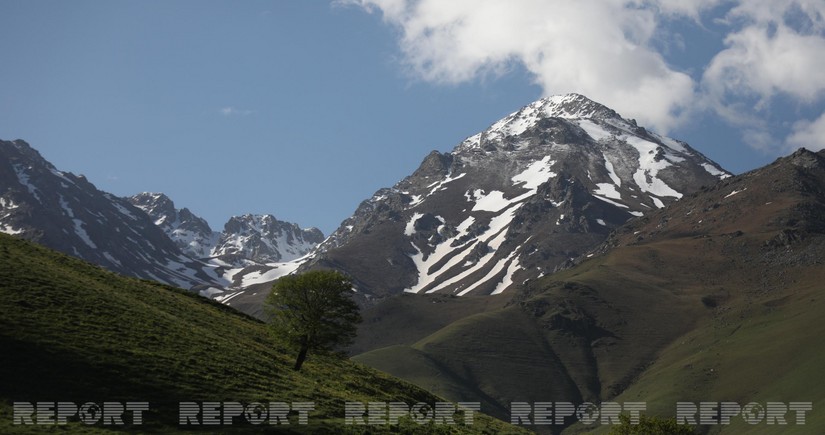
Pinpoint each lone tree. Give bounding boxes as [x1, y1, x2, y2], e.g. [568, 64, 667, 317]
[266, 270, 361, 371]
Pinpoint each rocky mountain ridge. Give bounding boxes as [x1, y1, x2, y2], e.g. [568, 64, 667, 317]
[0, 140, 322, 296]
[0, 139, 217, 288]
[128, 192, 323, 266]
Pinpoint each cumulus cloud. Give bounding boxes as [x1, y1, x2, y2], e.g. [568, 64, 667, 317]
[700, 0, 825, 152]
[786, 112, 825, 151]
[341, 0, 825, 154]
[703, 1, 825, 109]
[342, 0, 704, 133]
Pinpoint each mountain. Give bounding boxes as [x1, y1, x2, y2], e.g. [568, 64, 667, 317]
[353, 148, 825, 433]
[127, 192, 324, 302]
[0, 140, 325, 297]
[298, 93, 728, 305]
[128, 193, 323, 265]
[213, 213, 324, 264]
[127, 192, 218, 258]
[0, 139, 220, 288]
[0, 232, 524, 434]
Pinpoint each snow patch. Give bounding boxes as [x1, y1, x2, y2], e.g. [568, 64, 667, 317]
[405, 212, 424, 236]
[592, 194, 628, 209]
[604, 158, 621, 187]
[240, 262, 302, 287]
[702, 163, 731, 179]
[511, 156, 557, 191]
[626, 135, 683, 199]
[724, 188, 746, 199]
[0, 224, 23, 235]
[199, 287, 224, 298]
[594, 183, 621, 200]
[470, 190, 509, 212]
[408, 194, 424, 208]
[427, 172, 466, 196]
[578, 119, 612, 142]
[0, 197, 19, 210]
[13, 164, 41, 202]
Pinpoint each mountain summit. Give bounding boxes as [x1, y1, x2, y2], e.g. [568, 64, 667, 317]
[128, 192, 217, 258]
[291, 94, 729, 305]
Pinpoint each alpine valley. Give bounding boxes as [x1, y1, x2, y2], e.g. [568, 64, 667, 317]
[3, 94, 824, 433]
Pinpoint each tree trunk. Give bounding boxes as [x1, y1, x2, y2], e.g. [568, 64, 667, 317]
[293, 336, 309, 371]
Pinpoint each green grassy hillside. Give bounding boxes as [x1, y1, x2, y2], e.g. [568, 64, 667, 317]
[0, 233, 525, 434]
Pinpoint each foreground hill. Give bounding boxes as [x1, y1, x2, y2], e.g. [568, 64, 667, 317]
[354, 149, 825, 434]
[0, 233, 523, 433]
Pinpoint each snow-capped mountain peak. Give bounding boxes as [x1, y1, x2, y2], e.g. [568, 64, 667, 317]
[458, 93, 623, 151]
[214, 214, 324, 263]
[300, 94, 731, 303]
[128, 192, 217, 259]
[127, 195, 324, 266]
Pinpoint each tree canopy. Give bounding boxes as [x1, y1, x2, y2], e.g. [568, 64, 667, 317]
[266, 270, 361, 371]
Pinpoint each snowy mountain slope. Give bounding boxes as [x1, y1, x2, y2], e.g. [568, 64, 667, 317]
[213, 214, 323, 263]
[202, 216, 323, 301]
[0, 140, 321, 297]
[0, 140, 224, 289]
[127, 193, 323, 298]
[302, 94, 729, 302]
[128, 192, 218, 258]
[128, 194, 323, 265]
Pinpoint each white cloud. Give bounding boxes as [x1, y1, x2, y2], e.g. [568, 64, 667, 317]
[342, 0, 825, 153]
[703, 3, 825, 108]
[698, 0, 825, 153]
[342, 0, 704, 133]
[786, 112, 825, 151]
[219, 106, 255, 117]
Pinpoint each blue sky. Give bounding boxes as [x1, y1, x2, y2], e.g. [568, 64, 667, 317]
[2, 1, 824, 235]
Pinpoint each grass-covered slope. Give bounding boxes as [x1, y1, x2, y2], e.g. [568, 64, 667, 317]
[355, 149, 825, 434]
[0, 233, 525, 433]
